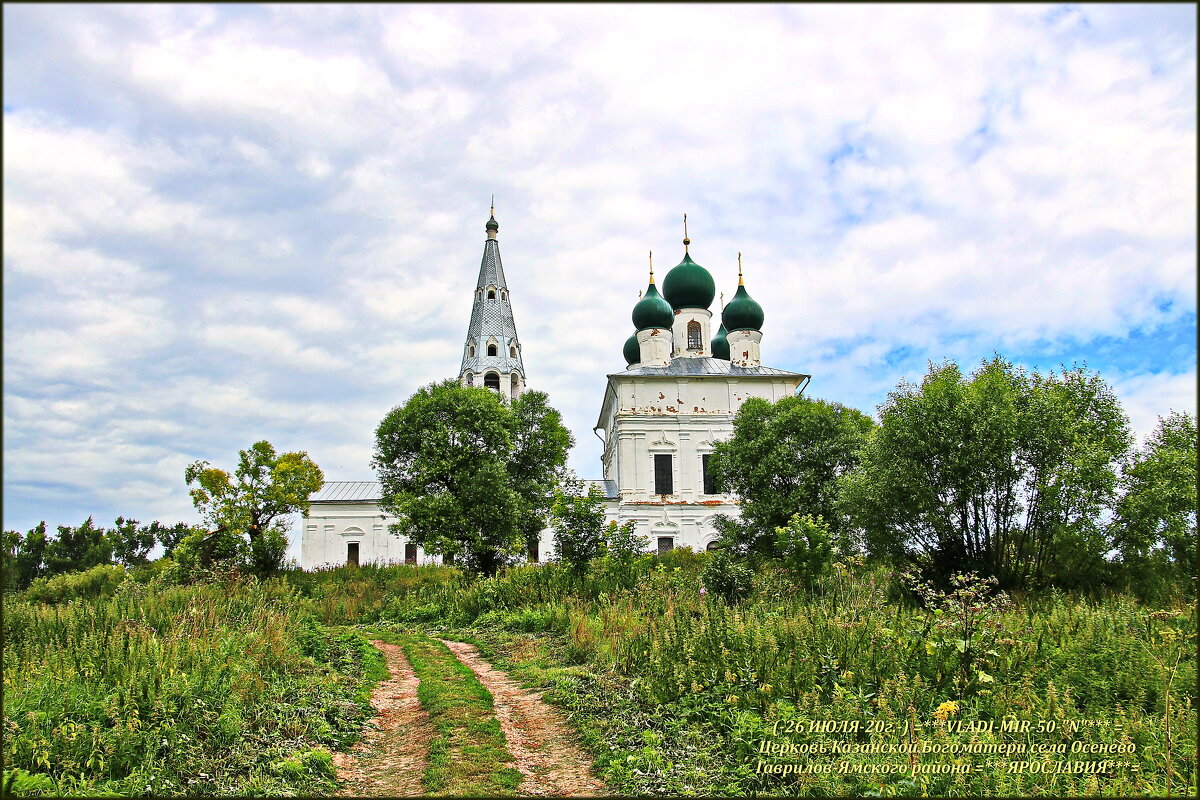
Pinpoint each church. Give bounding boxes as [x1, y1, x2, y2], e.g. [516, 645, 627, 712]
[300, 211, 809, 568]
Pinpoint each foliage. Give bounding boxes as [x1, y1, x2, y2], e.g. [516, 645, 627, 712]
[709, 395, 874, 558]
[23, 564, 128, 605]
[774, 513, 834, 583]
[2, 521, 48, 592]
[1112, 410, 1198, 599]
[2, 578, 383, 796]
[840, 357, 1132, 590]
[550, 476, 609, 573]
[185, 440, 323, 576]
[605, 519, 649, 562]
[108, 517, 157, 567]
[701, 549, 755, 603]
[373, 381, 570, 575]
[42, 517, 113, 577]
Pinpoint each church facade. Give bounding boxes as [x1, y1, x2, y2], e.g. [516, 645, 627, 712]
[300, 213, 808, 568]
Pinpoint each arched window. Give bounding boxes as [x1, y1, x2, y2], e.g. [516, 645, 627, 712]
[706, 541, 720, 551]
[687, 320, 702, 350]
[501, 289, 508, 301]
[487, 289, 496, 300]
[465, 372, 474, 385]
[509, 346, 517, 358]
[511, 373, 520, 396]
[484, 372, 500, 391]
[468, 343, 475, 358]
[476, 289, 483, 300]
[487, 343, 498, 357]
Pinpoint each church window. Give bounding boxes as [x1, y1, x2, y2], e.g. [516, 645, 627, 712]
[468, 344, 475, 358]
[702, 454, 716, 494]
[706, 541, 720, 551]
[347, 542, 359, 567]
[510, 346, 517, 358]
[476, 289, 483, 300]
[654, 454, 673, 495]
[687, 320, 702, 350]
[501, 289, 508, 301]
[487, 343, 498, 357]
[528, 540, 539, 562]
[657, 536, 674, 555]
[404, 542, 417, 564]
[488, 289, 496, 300]
[484, 372, 500, 391]
[511, 373, 520, 396]
[465, 372, 474, 386]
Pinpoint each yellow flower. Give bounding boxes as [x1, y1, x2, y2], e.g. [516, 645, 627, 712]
[933, 701, 961, 721]
[725, 694, 740, 705]
[760, 683, 773, 694]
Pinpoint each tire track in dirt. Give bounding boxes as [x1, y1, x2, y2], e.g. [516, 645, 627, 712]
[438, 638, 610, 797]
[335, 640, 433, 797]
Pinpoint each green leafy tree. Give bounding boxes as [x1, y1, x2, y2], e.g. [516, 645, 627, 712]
[709, 395, 875, 558]
[1112, 411, 1197, 597]
[185, 440, 323, 576]
[551, 476, 609, 573]
[840, 357, 1131, 590]
[43, 517, 112, 576]
[775, 513, 834, 583]
[373, 381, 571, 575]
[107, 517, 156, 567]
[605, 519, 649, 561]
[2, 522, 48, 592]
[510, 391, 576, 558]
[150, 521, 197, 557]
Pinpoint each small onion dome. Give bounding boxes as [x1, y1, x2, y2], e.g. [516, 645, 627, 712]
[722, 283, 764, 332]
[711, 322, 730, 360]
[632, 282, 674, 331]
[662, 252, 716, 311]
[485, 214, 499, 232]
[623, 331, 640, 365]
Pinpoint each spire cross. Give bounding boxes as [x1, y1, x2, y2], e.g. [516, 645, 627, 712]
[738, 251, 744, 286]
[649, 250, 655, 283]
[490, 194, 495, 216]
[682, 214, 690, 252]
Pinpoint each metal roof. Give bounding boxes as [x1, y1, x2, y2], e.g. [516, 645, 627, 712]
[310, 479, 617, 503]
[612, 357, 806, 378]
[310, 481, 383, 502]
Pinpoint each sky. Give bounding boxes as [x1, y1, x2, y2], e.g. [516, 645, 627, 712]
[4, 3, 1196, 562]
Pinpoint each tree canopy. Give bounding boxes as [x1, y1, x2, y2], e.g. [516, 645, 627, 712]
[839, 357, 1131, 589]
[373, 381, 572, 575]
[185, 440, 323, 575]
[708, 395, 875, 558]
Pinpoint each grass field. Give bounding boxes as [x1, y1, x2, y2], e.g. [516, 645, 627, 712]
[3, 552, 1195, 796]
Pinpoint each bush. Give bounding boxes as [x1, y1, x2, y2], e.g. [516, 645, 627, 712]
[774, 513, 833, 583]
[701, 550, 754, 604]
[23, 564, 127, 605]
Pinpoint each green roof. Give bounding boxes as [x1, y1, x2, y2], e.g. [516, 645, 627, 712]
[722, 283, 764, 332]
[632, 282, 674, 331]
[662, 252, 715, 311]
[711, 322, 730, 359]
[623, 331, 640, 365]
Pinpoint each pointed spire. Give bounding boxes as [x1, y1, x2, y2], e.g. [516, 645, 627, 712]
[649, 250, 655, 284]
[486, 196, 499, 237]
[682, 213, 690, 252]
[738, 251, 744, 286]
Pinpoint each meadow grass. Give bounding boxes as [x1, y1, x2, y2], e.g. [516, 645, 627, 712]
[2, 576, 385, 796]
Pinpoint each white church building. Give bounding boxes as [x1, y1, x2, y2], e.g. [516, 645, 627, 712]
[300, 212, 809, 568]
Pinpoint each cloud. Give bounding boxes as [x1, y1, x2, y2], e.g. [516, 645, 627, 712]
[3, 4, 1194, 562]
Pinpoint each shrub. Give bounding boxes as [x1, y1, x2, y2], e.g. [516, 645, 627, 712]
[701, 550, 754, 604]
[774, 513, 833, 583]
[23, 564, 127, 605]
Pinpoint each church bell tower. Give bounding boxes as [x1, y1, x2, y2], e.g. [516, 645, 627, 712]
[459, 202, 526, 399]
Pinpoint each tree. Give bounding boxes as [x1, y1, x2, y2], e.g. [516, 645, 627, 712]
[43, 517, 112, 576]
[775, 513, 834, 584]
[709, 395, 875, 558]
[839, 357, 1131, 590]
[551, 476, 609, 573]
[185, 440, 323, 575]
[108, 517, 156, 567]
[373, 381, 572, 575]
[1112, 411, 1197, 597]
[2, 522, 48, 592]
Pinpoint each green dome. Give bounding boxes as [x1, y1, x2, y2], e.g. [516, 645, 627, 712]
[632, 282, 674, 331]
[711, 323, 730, 360]
[623, 331, 640, 365]
[662, 252, 715, 311]
[722, 284, 764, 332]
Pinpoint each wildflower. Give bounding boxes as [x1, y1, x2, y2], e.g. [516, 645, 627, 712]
[840, 670, 854, 681]
[725, 694, 740, 705]
[933, 701, 960, 721]
[699, 587, 707, 596]
[760, 683, 773, 694]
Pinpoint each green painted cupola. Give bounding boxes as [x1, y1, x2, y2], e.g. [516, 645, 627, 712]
[721, 254, 764, 332]
[661, 215, 716, 310]
[631, 254, 674, 331]
[711, 322, 730, 359]
[623, 331, 640, 365]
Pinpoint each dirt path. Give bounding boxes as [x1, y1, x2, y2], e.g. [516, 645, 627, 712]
[334, 640, 433, 797]
[438, 639, 610, 797]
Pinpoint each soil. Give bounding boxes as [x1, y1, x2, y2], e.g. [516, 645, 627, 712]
[438, 638, 611, 798]
[334, 640, 434, 797]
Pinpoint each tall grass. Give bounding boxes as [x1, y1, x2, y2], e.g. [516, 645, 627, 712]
[3, 576, 383, 796]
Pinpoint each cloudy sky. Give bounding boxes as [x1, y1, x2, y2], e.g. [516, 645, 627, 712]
[4, 3, 1195, 560]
